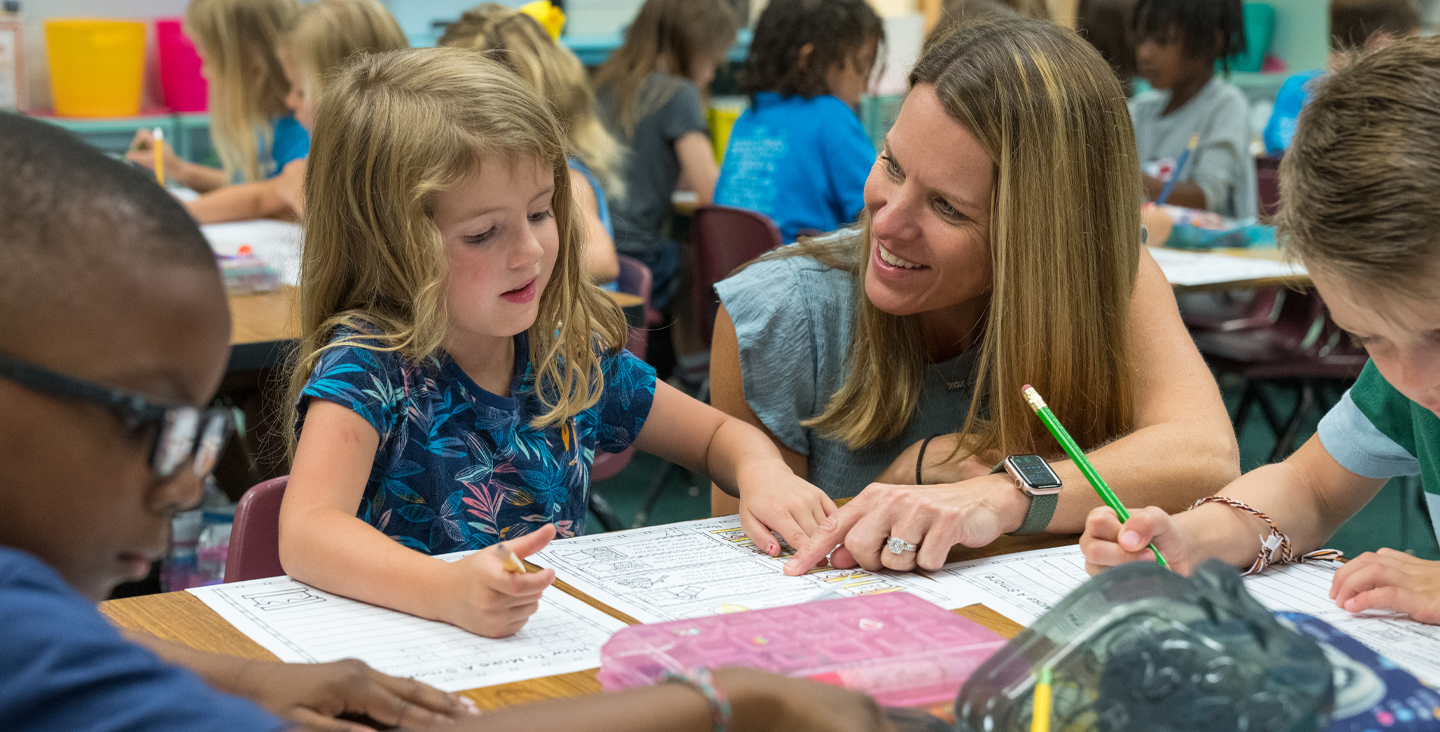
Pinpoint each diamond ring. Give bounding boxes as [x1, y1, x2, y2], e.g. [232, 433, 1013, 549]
[887, 536, 918, 555]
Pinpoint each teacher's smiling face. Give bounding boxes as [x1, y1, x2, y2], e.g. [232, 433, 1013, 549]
[863, 84, 994, 320]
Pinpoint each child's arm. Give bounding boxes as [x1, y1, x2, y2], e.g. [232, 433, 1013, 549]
[122, 628, 477, 731]
[274, 158, 307, 218]
[633, 380, 836, 556]
[185, 177, 292, 225]
[279, 400, 557, 638]
[1141, 174, 1207, 210]
[675, 131, 719, 205]
[127, 128, 230, 193]
[569, 168, 619, 284]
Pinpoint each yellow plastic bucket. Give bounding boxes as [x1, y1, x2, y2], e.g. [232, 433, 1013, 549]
[708, 104, 744, 163]
[46, 19, 146, 117]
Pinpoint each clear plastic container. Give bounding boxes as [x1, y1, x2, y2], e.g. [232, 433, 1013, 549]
[194, 477, 235, 585]
[598, 591, 1006, 707]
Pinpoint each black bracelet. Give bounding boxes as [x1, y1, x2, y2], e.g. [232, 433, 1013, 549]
[915, 434, 939, 484]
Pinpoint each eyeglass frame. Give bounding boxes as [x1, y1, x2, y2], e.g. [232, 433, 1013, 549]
[0, 351, 236, 480]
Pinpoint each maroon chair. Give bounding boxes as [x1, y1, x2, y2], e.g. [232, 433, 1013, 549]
[689, 205, 785, 349]
[224, 476, 288, 583]
[614, 254, 653, 361]
[1256, 154, 1282, 219]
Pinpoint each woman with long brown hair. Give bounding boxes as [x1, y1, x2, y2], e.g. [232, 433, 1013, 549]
[711, 16, 1240, 573]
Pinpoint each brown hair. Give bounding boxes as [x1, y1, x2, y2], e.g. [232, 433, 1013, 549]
[287, 48, 626, 454]
[741, 0, 883, 99]
[282, 0, 407, 102]
[1279, 35, 1440, 292]
[185, 0, 298, 183]
[593, 0, 739, 139]
[758, 16, 1140, 456]
[440, 4, 626, 196]
[1330, 0, 1420, 52]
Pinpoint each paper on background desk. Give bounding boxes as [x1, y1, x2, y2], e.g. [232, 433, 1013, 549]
[188, 566, 628, 692]
[1148, 246, 1307, 287]
[201, 219, 303, 287]
[528, 515, 979, 624]
[925, 545, 1440, 684]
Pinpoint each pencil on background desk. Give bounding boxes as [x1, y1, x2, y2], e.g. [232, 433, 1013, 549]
[152, 127, 165, 186]
[1021, 384, 1168, 567]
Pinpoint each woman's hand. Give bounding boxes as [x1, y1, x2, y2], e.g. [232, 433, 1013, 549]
[735, 463, 837, 557]
[232, 657, 479, 732]
[876, 434, 999, 485]
[784, 474, 1027, 574]
[1331, 548, 1440, 623]
[1079, 505, 1198, 576]
[716, 668, 892, 732]
[441, 524, 557, 638]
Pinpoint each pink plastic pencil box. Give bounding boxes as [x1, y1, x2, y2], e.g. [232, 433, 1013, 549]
[597, 592, 1006, 707]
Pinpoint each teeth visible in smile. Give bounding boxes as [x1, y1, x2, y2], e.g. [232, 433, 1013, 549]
[879, 245, 922, 269]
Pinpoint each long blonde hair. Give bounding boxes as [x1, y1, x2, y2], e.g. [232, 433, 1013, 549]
[786, 16, 1140, 457]
[185, 0, 297, 183]
[440, 4, 626, 197]
[281, 0, 407, 104]
[287, 48, 627, 454]
[593, 0, 738, 139]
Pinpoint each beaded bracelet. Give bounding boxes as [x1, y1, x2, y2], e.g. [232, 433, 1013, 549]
[662, 668, 732, 732]
[1191, 496, 1344, 575]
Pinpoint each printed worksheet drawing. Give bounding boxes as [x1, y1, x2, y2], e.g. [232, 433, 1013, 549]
[189, 572, 628, 692]
[926, 545, 1440, 684]
[527, 515, 980, 624]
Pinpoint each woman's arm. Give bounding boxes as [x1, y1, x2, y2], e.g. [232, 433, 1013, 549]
[675, 131, 719, 205]
[185, 178, 291, 225]
[708, 304, 809, 517]
[569, 168, 619, 285]
[279, 400, 556, 638]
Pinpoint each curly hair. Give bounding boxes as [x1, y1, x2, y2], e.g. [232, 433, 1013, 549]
[1133, 0, 1245, 72]
[740, 0, 883, 99]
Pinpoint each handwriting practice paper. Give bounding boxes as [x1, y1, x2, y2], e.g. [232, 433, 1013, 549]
[1148, 246, 1307, 287]
[189, 572, 628, 691]
[528, 516, 974, 624]
[926, 545, 1440, 684]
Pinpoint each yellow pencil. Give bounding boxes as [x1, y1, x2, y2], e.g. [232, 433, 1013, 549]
[500, 544, 527, 574]
[1031, 667, 1052, 732]
[152, 127, 165, 186]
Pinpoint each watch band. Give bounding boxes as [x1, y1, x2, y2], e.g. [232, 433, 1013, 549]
[992, 460, 1060, 536]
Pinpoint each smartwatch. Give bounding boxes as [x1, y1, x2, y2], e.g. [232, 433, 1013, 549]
[991, 455, 1062, 535]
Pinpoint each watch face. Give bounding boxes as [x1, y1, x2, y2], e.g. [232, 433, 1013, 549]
[1009, 455, 1062, 489]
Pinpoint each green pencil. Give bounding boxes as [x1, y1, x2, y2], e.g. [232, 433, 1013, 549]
[1022, 384, 1167, 567]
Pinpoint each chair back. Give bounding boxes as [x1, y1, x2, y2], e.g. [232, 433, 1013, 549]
[690, 205, 784, 347]
[1257, 154, 1282, 218]
[224, 476, 289, 583]
[615, 255, 653, 359]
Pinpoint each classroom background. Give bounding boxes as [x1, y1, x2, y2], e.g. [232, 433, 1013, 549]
[4, 0, 1437, 601]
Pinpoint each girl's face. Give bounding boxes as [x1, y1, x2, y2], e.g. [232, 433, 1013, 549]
[826, 37, 879, 108]
[277, 47, 318, 131]
[433, 155, 560, 349]
[1314, 266, 1440, 417]
[863, 84, 993, 320]
[1135, 26, 1212, 91]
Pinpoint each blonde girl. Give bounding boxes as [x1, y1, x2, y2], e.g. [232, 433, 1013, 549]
[705, 16, 1240, 575]
[278, 47, 832, 638]
[184, 0, 406, 224]
[128, 0, 303, 193]
[593, 0, 738, 308]
[440, 4, 622, 286]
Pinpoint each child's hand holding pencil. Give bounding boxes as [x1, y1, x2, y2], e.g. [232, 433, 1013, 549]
[439, 523, 557, 638]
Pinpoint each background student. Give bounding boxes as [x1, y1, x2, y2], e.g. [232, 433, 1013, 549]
[713, 0, 883, 244]
[1081, 38, 1440, 624]
[440, 3, 623, 287]
[186, 0, 407, 224]
[1129, 0, 1256, 218]
[129, 0, 308, 193]
[279, 48, 834, 640]
[0, 110, 891, 732]
[593, 0, 738, 311]
[1263, 0, 1420, 156]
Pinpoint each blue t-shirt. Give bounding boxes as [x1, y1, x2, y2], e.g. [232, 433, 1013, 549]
[0, 547, 284, 732]
[266, 115, 310, 179]
[569, 157, 619, 292]
[715, 92, 875, 243]
[1263, 70, 1324, 156]
[298, 330, 656, 552]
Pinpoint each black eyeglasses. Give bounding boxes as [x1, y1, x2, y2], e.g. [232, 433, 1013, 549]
[0, 353, 235, 481]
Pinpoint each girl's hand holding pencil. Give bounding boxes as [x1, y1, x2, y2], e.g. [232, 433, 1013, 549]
[126, 128, 182, 178]
[1080, 505, 1198, 576]
[440, 523, 557, 638]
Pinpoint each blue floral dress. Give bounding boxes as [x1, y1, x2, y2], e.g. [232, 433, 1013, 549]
[297, 330, 656, 553]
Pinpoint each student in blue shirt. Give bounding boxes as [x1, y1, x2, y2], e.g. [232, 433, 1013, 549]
[715, 0, 883, 243]
[0, 111, 888, 732]
[1262, 0, 1419, 156]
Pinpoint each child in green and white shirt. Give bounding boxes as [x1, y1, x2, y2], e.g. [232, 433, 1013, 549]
[1081, 36, 1440, 624]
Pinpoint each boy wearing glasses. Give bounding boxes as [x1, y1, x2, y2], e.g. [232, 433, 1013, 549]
[0, 113, 478, 731]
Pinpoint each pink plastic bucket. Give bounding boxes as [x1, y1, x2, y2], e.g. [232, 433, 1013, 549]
[156, 18, 206, 112]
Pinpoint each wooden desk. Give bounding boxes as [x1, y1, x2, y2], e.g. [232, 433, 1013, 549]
[1154, 246, 1313, 294]
[100, 531, 1069, 711]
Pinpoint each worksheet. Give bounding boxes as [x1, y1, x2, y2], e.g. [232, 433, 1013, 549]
[201, 219, 303, 286]
[527, 516, 978, 624]
[189, 572, 628, 691]
[926, 545, 1440, 684]
[1147, 246, 1307, 287]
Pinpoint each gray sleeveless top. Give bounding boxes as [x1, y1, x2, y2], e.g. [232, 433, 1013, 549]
[715, 252, 981, 498]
